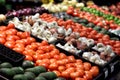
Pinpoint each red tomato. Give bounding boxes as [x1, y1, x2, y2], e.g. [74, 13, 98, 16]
[68, 56, 76, 63]
[83, 62, 91, 71]
[49, 62, 58, 70]
[61, 71, 70, 78]
[25, 55, 33, 61]
[58, 66, 66, 72]
[70, 72, 81, 79]
[53, 70, 61, 77]
[90, 66, 99, 77]
[7, 23, 15, 29]
[0, 37, 6, 44]
[4, 41, 15, 49]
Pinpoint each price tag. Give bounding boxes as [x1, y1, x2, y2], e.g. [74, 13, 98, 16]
[104, 68, 108, 78]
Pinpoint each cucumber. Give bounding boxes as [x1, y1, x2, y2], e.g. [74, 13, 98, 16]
[100, 28, 108, 34]
[24, 72, 36, 80]
[13, 74, 27, 80]
[0, 68, 15, 77]
[54, 77, 66, 80]
[0, 62, 12, 68]
[11, 67, 24, 74]
[35, 76, 47, 80]
[22, 60, 34, 69]
[39, 72, 57, 80]
[25, 66, 46, 76]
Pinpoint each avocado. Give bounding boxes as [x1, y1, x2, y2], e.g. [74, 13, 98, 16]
[0, 68, 15, 77]
[39, 72, 57, 80]
[100, 28, 108, 34]
[11, 67, 24, 74]
[22, 60, 34, 69]
[35, 76, 47, 80]
[24, 72, 36, 80]
[54, 77, 66, 80]
[93, 26, 101, 32]
[0, 62, 12, 68]
[13, 74, 28, 80]
[86, 23, 95, 28]
[25, 66, 46, 76]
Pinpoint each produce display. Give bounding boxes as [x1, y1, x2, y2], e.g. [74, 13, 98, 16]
[0, 23, 100, 80]
[39, 13, 120, 55]
[10, 13, 72, 43]
[109, 2, 120, 16]
[41, 0, 84, 13]
[5, 7, 49, 18]
[0, 1, 120, 80]
[52, 12, 120, 40]
[0, 60, 64, 80]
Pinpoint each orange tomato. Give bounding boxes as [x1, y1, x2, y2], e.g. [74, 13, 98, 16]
[58, 66, 66, 72]
[25, 55, 33, 61]
[83, 62, 91, 71]
[0, 37, 6, 44]
[90, 66, 99, 77]
[53, 70, 61, 77]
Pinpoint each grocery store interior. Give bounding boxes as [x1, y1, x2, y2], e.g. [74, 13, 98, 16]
[0, 0, 120, 80]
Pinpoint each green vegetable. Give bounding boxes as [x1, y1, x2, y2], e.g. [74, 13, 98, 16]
[35, 76, 47, 80]
[0, 62, 12, 68]
[0, 68, 15, 77]
[25, 66, 46, 76]
[24, 72, 36, 80]
[54, 77, 66, 80]
[13, 74, 27, 80]
[39, 72, 57, 80]
[11, 67, 24, 74]
[86, 23, 95, 28]
[93, 26, 101, 32]
[22, 60, 34, 69]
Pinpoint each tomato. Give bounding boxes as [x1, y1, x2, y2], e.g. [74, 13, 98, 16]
[0, 31, 6, 38]
[0, 37, 6, 44]
[0, 26, 7, 31]
[53, 70, 61, 77]
[61, 71, 70, 78]
[67, 9, 73, 15]
[58, 66, 66, 72]
[76, 59, 83, 64]
[59, 53, 67, 59]
[70, 72, 81, 79]
[25, 55, 33, 61]
[66, 63, 75, 68]
[84, 71, 93, 80]
[41, 40, 49, 46]
[7, 23, 15, 29]
[66, 67, 75, 73]
[90, 66, 99, 77]
[26, 37, 36, 44]
[76, 69, 85, 77]
[83, 62, 91, 71]
[4, 41, 15, 49]
[75, 77, 87, 80]
[16, 40, 26, 45]
[54, 55, 60, 60]
[5, 29, 17, 35]
[13, 47, 24, 53]
[68, 56, 76, 63]
[38, 62, 49, 69]
[76, 64, 84, 70]
[49, 62, 58, 70]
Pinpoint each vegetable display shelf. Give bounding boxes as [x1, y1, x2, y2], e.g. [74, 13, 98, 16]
[0, 44, 25, 66]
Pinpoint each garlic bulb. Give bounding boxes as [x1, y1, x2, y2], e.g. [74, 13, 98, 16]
[65, 28, 72, 36]
[76, 3, 85, 8]
[57, 27, 65, 35]
[87, 39, 94, 46]
[48, 36, 57, 43]
[0, 14, 6, 22]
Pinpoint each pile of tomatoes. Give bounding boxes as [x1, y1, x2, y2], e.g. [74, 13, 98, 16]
[0, 23, 99, 80]
[40, 13, 120, 55]
[66, 6, 120, 30]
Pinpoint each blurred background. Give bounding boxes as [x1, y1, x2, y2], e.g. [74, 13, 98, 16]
[0, 0, 119, 14]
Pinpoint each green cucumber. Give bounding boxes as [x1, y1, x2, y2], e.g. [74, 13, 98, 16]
[22, 60, 34, 69]
[54, 77, 66, 80]
[11, 67, 24, 74]
[35, 76, 47, 80]
[13, 74, 27, 80]
[24, 72, 36, 80]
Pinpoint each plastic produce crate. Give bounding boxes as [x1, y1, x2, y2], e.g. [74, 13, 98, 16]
[0, 44, 25, 66]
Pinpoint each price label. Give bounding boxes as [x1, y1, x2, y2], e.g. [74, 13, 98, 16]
[104, 68, 108, 78]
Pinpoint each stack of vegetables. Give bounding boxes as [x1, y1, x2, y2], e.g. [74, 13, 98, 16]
[0, 23, 100, 80]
